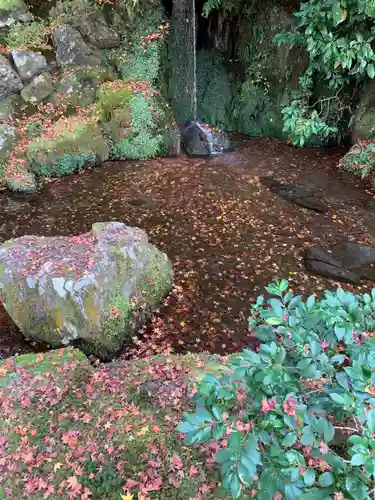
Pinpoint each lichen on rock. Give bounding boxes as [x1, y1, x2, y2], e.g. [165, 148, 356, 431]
[0, 222, 173, 359]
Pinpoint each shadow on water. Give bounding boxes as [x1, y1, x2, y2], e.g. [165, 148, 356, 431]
[1, 136, 375, 358]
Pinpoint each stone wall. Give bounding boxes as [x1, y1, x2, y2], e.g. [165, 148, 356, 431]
[0, 0, 179, 192]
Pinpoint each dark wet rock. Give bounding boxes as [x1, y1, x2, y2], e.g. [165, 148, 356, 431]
[260, 176, 328, 213]
[11, 50, 48, 82]
[181, 120, 230, 156]
[304, 246, 361, 284]
[76, 12, 121, 49]
[0, 222, 173, 360]
[128, 197, 153, 208]
[0, 54, 23, 98]
[304, 242, 375, 283]
[54, 26, 102, 67]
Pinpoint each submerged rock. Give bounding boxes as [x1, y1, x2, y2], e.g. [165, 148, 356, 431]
[181, 120, 230, 156]
[260, 176, 328, 213]
[304, 242, 375, 283]
[0, 54, 23, 98]
[0, 222, 173, 359]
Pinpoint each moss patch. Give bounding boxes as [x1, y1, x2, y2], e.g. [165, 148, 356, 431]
[0, 348, 249, 499]
[27, 115, 109, 178]
[0, 0, 22, 11]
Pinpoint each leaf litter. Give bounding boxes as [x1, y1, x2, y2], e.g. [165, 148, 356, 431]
[0, 135, 374, 359]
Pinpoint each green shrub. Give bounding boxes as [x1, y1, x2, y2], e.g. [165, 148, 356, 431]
[6, 21, 51, 50]
[273, 0, 375, 145]
[0, 0, 22, 10]
[177, 279, 375, 499]
[110, 92, 162, 159]
[96, 85, 132, 122]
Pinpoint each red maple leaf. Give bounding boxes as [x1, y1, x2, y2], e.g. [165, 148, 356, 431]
[65, 476, 82, 494]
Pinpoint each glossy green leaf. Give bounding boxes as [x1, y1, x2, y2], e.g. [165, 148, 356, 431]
[304, 468, 316, 486]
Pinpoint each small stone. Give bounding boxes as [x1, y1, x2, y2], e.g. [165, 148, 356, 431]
[21, 72, 53, 103]
[0, 54, 23, 98]
[12, 50, 48, 82]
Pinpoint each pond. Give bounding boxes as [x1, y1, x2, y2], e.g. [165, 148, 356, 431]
[1, 135, 375, 359]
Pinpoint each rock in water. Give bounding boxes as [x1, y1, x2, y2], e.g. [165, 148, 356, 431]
[260, 176, 328, 213]
[181, 120, 230, 156]
[303, 242, 375, 283]
[0, 222, 173, 359]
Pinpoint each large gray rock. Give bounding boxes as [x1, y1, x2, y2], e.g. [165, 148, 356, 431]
[20, 72, 53, 103]
[75, 12, 121, 49]
[0, 0, 33, 28]
[0, 222, 173, 359]
[11, 50, 48, 81]
[54, 26, 102, 67]
[0, 123, 17, 165]
[0, 54, 23, 98]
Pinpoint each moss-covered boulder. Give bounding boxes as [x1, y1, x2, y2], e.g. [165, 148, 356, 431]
[4, 158, 38, 192]
[76, 11, 121, 49]
[20, 71, 53, 103]
[339, 141, 375, 188]
[0, 348, 242, 499]
[52, 65, 116, 108]
[351, 80, 375, 144]
[0, 221, 173, 359]
[0, 0, 32, 28]
[27, 115, 109, 177]
[97, 80, 179, 159]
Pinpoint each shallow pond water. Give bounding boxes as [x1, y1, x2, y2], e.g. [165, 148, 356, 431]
[1, 135, 375, 359]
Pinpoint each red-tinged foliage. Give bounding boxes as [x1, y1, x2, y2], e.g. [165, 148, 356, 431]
[0, 347, 240, 499]
[2, 95, 100, 189]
